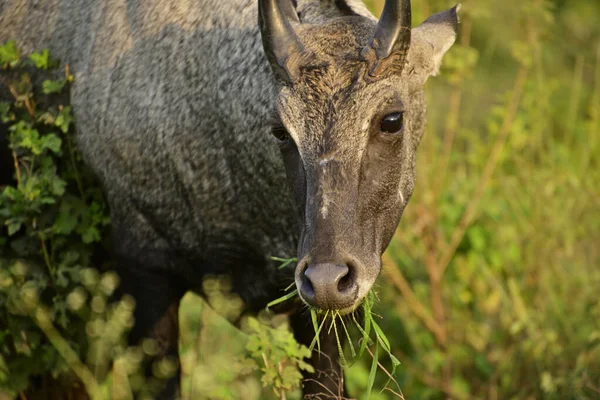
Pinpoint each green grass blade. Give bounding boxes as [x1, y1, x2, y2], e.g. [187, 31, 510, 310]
[355, 309, 372, 359]
[328, 312, 337, 335]
[310, 309, 321, 353]
[266, 289, 298, 310]
[309, 310, 329, 352]
[338, 315, 356, 359]
[371, 318, 391, 353]
[332, 317, 347, 368]
[365, 342, 379, 400]
[371, 316, 401, 376]
[270, 256, 297, 269]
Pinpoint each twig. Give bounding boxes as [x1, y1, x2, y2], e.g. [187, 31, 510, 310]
[365, 346, 404, 399]
[11, 149, 22, 184]
[277, 361, 287, 400]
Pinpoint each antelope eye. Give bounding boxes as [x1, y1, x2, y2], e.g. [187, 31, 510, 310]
[380, 112, 404, 134]
[271, 124, 290, 142]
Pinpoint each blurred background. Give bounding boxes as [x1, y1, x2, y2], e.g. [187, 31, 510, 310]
[1, 0, 599, 399]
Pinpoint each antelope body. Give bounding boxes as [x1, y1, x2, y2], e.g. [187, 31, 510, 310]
[0, 0, 458, 397]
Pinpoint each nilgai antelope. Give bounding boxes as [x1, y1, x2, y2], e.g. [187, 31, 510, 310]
[0, 0, 458, 397]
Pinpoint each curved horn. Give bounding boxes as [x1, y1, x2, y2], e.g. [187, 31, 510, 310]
[259, 0, 304, 84]
[363, 0, 412, 78]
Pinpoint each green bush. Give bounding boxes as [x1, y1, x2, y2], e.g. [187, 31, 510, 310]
[0, 40, 113, 395]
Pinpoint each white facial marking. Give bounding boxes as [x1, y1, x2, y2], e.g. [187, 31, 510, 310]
[319, 157, 334, 167]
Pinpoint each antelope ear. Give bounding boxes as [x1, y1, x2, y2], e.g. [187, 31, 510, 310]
[409, 5, 460, 79]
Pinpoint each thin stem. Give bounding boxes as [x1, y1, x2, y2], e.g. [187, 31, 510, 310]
[365, 346, 404, 400]
[277, 362, 287, 400]
[11, 149, 22, 184]
[39, 232, 54, 277]
[64, 133, 85, 199]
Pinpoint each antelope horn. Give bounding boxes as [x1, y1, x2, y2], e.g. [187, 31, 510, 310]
[363, 0, 412, 78]
[258, 0, 304, 84]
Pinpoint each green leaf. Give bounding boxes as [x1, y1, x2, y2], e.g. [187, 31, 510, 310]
[266, 289, 298, 310]
[42, 79, 66, 95]
[331, 316, 347, 367]
[7, 221, 22, 236]
[39, 134, 62, 154]
[53, 203, 79, 235]
[371, 313, 400, 376]
[365, 343, 379, 400]
[81, 226, 100, 244]
[0, 102, 11, 122]
[55, 106, 73, 133]
[12, 122, 42, 154]
[3, 186, 20, 201]
[0, 40, 20, 67]
[354, 310, 372, 360]
[270, 256, 297, 269]
[29, 49, 51, 70]
[50, 177, 67, 197]
[338, 314, 356, 359]
[308, 310, 329, 352]
[371, 318, 391, 353]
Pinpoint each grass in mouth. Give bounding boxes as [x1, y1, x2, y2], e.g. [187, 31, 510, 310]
[266, 257, 402, 398]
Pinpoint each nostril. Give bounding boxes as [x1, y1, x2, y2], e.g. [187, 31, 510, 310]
[337, 263, 355, 292]
[300, 266, 316, 301]
[302, 268, 314, 290]
[301, 263, 358, 309]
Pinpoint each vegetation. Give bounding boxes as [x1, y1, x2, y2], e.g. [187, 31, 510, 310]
[1, 0, 599, 398]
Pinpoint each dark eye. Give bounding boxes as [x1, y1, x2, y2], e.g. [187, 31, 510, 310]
[380, 112, 404, 134]
[271, 124, 290, 142]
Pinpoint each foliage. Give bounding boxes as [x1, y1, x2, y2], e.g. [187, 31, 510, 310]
[245, 316, 314, 396]
[0, 40, 112, 396]
[179, 288, 315, 400]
